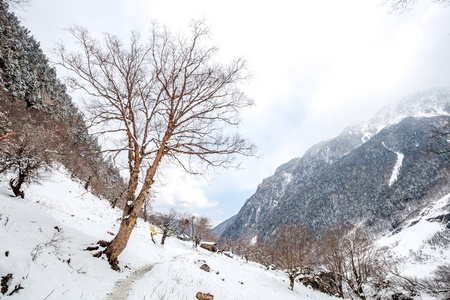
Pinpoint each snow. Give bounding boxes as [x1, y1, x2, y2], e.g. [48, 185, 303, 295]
[378, 193, 450, 279]
[382, 142, 404, 186]
[388, 151, 404, 186]
[361, 133, 371, 143]
[0, 167, 336, 300]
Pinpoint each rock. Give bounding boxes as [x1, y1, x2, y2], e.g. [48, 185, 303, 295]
[200, 264, 210, 272]
[85, 246, 99, 251]
[299, 271, 338, 296]
[391, 293, 414, 300]
[1, 274, 13, 295]
[200, 243, 217, 252]
[97, 240, 109, 247]
[196, 292, 214, 300]
[92, 251, 103, 258]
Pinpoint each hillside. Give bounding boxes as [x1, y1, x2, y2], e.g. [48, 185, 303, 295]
[221, 88, 450, 240]
[0, 167, 338, 300]
[0, 0, 126, 205]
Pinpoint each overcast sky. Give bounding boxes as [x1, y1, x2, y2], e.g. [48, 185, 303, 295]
[16, 0, 450, 224]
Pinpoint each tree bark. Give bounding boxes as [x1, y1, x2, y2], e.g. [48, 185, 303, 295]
[161, 229, 168, 245]
[9, 171, 25, 198]
[104, 144, 166, 270]
[289, 273, 295, 290]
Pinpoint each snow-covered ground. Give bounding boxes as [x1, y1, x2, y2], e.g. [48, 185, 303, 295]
[0, 167, 336, 300]
[378, 193, 450, 281]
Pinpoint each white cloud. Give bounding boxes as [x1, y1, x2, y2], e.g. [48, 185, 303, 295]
[152, 166, 218, 214]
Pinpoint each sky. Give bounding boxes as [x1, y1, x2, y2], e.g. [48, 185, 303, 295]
[15, 0, 450, 224]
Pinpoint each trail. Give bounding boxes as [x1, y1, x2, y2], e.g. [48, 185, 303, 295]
[105, 263, 158, 300]
[105, 253, 189, 300]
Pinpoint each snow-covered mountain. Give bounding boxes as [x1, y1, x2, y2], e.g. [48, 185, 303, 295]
[221, 87, 450, 241]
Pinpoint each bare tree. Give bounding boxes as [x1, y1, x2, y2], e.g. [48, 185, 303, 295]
[233, 238, 257, 263]
[382, 0, 450, 14]
[395, 264, 450, 297]
[420, 264, 450, 296]
[429, 117, 450, 163]
[319, 225, 349, 298]
[152, 209, 178, 245]
[320, 225, 391, 299]
[175, 213, 191, 237]
[189, 216, 212, 247]
[56, 21, 255, 269]
[141, 192, 155, 222]
[254, 239, 277, 270]
[217, 237, 235, 253]
[274, 224, 315, 291]
[0, 99, 60, 198]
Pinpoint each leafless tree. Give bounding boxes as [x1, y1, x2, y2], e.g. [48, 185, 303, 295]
[152, 209, 178, 245]
[218, 237, 235, 252]
[319, 225, 349, 298]
[342, 228, 383, 299]
[189, 215, 212, 247]
[382, 0, 450, 14]
[395, 264, 450, 297]
[56, 21, 255, 269]
[141, 192, 155, 222]
[233, 238, 257, 263]
[254, 239, 277, 270]
[175, 213, 191, 237]
[420, 264, 450, 296]
[0, 99, 59, 198]
[274, 224, 315, 291]
[320, 225, 391, 299]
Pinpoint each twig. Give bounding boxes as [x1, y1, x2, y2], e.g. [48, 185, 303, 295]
[43, 289, 55, 300]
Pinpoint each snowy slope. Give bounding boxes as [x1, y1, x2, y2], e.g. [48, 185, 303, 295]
[378, 193, 450, 280]
[0, 167, 336, 300]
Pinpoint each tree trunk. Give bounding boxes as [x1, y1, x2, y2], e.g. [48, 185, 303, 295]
[103, 146, 165, 270]
[150, 233, 156, 244]
[104, 216, 137, 270]
[104, 182, 149, 269]
[289, 274, 295, 290]
[9, 171, 25, 198]
[161, 229, 168, 245]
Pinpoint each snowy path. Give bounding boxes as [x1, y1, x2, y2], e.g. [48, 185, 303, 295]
[105, 253, 189, 300]
[105, 263, 159, 300]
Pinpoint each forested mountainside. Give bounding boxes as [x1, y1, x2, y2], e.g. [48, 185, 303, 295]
[0, 1, 126, 204]
[221, 87, 450, 240]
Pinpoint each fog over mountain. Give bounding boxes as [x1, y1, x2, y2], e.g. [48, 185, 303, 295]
[221, 87, 450, 240]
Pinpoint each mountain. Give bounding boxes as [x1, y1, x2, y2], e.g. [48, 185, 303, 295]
[211, 215, 236, 236]
[221, 87, 450, 240]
